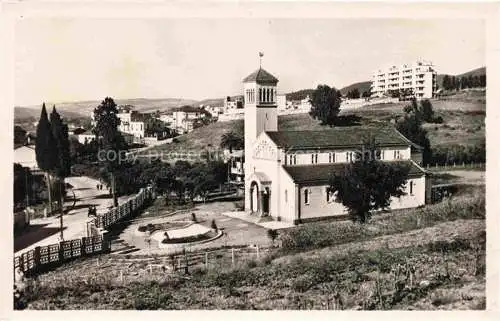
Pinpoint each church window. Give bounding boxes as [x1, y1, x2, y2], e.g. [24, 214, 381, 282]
[271, 88, 274, 102]
[326, 188, 330, 202]
[329, 152, 336, 163]
[266, 88, 270, 102]
[304, 189, 309, 205]
[409, 180, 414, 195]
[259, 88, 262, 102]
[394, 150, 401, 160]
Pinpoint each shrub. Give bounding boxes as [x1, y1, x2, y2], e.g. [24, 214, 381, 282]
[138, 225, 148, 232]
[211, 219, 218, 231]
[432, 116, 444, 124]
[267, 229, 279, 244]
[191, 213, 197, 222]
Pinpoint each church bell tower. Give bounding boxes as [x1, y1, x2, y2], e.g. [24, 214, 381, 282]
[243, 55, 279, 211]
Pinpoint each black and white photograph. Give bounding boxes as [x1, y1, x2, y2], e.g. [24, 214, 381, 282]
[2, 1, 499, 315]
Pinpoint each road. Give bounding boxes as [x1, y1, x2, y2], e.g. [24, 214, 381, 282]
[14, 176, 129, 255]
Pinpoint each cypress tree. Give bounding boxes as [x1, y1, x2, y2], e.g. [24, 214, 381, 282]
[50, 106, 72, 239]
[35, 103, 58, 214]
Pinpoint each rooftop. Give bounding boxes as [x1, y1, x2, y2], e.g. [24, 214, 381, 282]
[283, 161, 426, 184]
[265, 126, 415, 151]
[243, 68, 279, 85]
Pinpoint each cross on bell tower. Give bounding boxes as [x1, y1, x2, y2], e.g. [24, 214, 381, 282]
[259, 52, 264, 68]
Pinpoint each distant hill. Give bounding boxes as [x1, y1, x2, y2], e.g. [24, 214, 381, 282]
[197, 95, 244, 107]
[339, 81, 372, 96]
[286, 89, 315, 101]
[14, 106, 86, 122]
[437, 67, 486, 87]
[14, 97, 199, 121]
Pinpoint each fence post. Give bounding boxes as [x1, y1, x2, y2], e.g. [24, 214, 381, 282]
[205, 252, 208, 269]
[231, 248, 235, 267]
[256, 245, 260, 259]
[34, 246, 41, 271]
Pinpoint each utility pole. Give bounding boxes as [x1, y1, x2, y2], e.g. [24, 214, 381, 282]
[59, 179, 64, 241]
[24, 168, 29, 209]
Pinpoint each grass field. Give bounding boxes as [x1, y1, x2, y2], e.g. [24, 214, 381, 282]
[19, 186, 485, 310]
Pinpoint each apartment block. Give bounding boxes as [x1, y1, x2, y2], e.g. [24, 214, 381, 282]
[371, 61, 437, 99]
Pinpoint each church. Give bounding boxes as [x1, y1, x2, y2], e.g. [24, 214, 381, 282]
[242, 65, 431, 224]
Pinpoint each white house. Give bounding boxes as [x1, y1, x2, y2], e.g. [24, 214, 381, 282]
[117, 106, 146, 139]
[243, 65, 430, 224]
[169, 106, 209, 134]
[14, 145, 38, 170]
[76, 130, 96, 144]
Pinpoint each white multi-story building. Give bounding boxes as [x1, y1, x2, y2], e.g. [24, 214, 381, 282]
[371, 61, 437, 99]
[116, 106, 145, 139]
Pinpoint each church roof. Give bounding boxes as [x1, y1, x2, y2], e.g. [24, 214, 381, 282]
[243, 68, 279, 84]
[265, 126, 414, 150]
[283, 161, 426, 185]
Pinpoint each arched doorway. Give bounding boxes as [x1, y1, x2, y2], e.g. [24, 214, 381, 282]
[262, 187, 270, 215]
[249, 181, 259, 213]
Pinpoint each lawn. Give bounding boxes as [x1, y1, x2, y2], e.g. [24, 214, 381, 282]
[145, 119, 242, 156]
[18, 187, 485, 310]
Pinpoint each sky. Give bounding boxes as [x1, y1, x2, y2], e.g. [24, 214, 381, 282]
[14, 18, 485, 106]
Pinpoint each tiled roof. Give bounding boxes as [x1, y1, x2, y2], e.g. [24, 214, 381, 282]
[265, 126, 414, 150]
[243, 68, 279, 84]
[283, 161, 426, 184]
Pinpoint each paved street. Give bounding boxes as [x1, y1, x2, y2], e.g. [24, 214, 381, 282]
[14, 176, 129, 254]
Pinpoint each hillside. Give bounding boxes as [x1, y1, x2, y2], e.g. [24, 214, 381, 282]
[14, 97, 198, 122]
[19, 186, 485, 310]
[286, 89, 315, 101]
[437, 67, 485, 88]
[14, 106, 87, 122]
[339, 81, 372, 96]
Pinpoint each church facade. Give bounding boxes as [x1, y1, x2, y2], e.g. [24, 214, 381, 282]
[243, 66, 430, 224]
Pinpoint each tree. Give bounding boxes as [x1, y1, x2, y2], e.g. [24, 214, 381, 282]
[50, 106, 72, 239]
[479, 75, 486, 87]
[220, 131, 244, 153]
[35, 103, 58, 213]
[328, 139, 410, 223]
[442, 75, 451, 90]
[309, 84, 341, 126]
[14, 126, 27, 146]
[396, 110, 432, 165]
[362, 91, 371, 98]
[420, 100, 435, 123]
[14, 163, 32, 209]
[93, 97, 125, 207]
